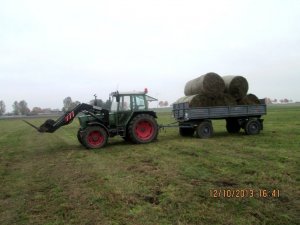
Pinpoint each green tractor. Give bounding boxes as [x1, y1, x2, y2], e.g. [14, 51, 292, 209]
[26, 90, 159, 149]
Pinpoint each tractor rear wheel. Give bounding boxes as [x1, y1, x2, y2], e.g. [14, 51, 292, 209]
[82, 126, 108, 149]
[128, 114, 158, 144]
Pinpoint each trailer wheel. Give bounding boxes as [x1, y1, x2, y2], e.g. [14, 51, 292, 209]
[226, 119, 241, 133]
[179, 128, 195, 137]
[245, 119, 261, 135]
[196, 121, 213, 138]
[82, 126, 108, 149]
[128, 114, 158, 144]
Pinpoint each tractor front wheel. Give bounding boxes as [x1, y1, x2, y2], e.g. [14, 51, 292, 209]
[128, 114, 158, 144]
[82, 126, 108, 149]
[77, 129, 84, 145]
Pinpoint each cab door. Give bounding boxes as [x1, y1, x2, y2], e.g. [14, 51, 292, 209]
[117, 95, 133, 126]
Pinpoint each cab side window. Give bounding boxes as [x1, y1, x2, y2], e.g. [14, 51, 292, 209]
[120, 96, 131, 111]
[134, 95, 146, 110]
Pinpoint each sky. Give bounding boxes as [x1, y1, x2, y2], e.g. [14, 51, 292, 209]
[0, 0, 299, 112]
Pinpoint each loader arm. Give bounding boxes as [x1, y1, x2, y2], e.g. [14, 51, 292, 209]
[37, 103, 103, 133]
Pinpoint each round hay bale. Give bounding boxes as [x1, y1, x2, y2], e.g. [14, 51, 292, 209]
[174, 96, 191, 104]
[209, 93, 237, 106]
[218, 93, 237, 106]
[184, 72, 225, 97]
[175, 94, 213, 107]
[175, 93, 237, 107]
[223, 75, 249, 100]
[238, 94, 260, 105]
[189, 94, 214, 107]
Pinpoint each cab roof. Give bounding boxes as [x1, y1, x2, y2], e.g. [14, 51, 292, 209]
[110, 91, 158, 102]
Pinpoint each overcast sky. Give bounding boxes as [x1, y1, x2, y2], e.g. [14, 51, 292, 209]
[0, 0, 299, 111]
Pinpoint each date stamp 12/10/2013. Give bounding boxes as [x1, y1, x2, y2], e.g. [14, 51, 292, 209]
[209, 189, 280, 198]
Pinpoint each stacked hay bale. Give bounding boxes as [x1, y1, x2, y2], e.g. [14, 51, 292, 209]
[176, 72, 260, 107]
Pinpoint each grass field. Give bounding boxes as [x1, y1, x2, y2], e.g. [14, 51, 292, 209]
[0, 105, 299, 225]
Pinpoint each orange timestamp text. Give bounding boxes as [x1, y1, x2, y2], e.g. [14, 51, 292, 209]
[209, 189, 280, 198]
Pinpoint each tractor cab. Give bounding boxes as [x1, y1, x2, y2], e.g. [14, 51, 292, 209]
[109, 89, 157, 127]
[110, 90, 157, 112]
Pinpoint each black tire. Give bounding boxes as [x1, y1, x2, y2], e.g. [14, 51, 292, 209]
[122, 135, 131, 142]
[128, 114, 158, 144]
[82, 126, 108, 149]
[226, 118, 241, 133]
[179, 127, 195, 137]
[77, 129, 84, 145]
[245, 119, 261, 135]
[196, 121, 213, 138]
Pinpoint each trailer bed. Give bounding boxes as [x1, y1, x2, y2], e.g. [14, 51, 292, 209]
[173, 103, 267, 121]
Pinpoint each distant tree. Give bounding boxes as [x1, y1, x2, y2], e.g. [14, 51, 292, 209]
[264, 98, 272, 105]
[19, 100, 30, 115]
[63, 97, 82, 111]
[12, 101, 20, 115]
[104, 99, 112, 110]
[90, 99, 104, 107]
[158, 101, 164, 107]
[63, 97, 73, 112]
[31, 107, 43, 115]
[69, 101, 81, 110]
[42, 108, 52, 113]
[89, 98, 111, 110]
[163, 101, 169, 107]
[0, 100, 5, 115]
[283, 98, 289, 103]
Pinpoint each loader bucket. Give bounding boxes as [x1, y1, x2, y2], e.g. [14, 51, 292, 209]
[38, 119, 56, 133]
[23, 119, 56, 133]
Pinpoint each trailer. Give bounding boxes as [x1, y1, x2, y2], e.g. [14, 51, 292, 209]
[172, 100, 267, 138]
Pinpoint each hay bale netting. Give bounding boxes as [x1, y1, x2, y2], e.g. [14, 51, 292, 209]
[184, 72, 225, 97]
[238, 93, 260, 105]
[175, 93, 237, 108]
[223, 75, 249, 100]
[175, 94, 213, 107]
[174, 96, 192, 104]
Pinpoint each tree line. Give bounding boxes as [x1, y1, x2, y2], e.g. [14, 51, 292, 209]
[0, 97, 112, 116]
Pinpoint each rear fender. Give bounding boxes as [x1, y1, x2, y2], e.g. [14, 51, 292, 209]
[85, 122, 109, 135]
[132, 111, 157, 119]
[127, 111, 157, 126]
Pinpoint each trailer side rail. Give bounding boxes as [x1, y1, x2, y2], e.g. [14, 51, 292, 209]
[173, 103, 267, 121]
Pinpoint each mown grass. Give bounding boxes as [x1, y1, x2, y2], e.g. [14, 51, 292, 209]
[0, 106, 299, 225]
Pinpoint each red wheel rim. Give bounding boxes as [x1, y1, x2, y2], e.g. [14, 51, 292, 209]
[135, 120, 154, 141]
[87, 130, 104, 147]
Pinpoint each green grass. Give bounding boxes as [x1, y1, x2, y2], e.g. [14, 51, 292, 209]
[0, 106, 299, 225]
